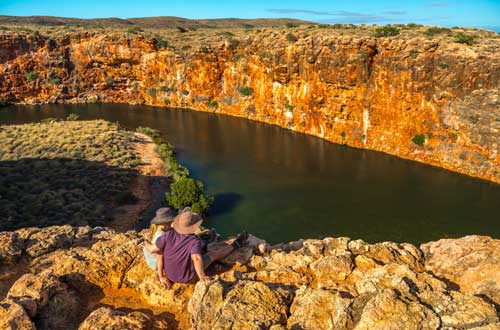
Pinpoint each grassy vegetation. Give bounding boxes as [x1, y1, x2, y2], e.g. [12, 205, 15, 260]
[286, 32, 298, 42]
[455, 32, 477, 45]
[373, 26, 400, 37]
[136, 127, 213, 214]
[0, 119, 141, 231]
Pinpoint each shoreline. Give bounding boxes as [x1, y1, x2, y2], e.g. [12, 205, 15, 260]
[4, 101, 500, 186]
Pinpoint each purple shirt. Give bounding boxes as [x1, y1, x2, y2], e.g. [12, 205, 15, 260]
[155, 229, 202, 283]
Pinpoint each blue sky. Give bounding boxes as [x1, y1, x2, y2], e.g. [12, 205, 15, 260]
[1, 0, 499, 31]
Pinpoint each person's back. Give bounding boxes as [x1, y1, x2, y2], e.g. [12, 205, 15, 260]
[156, 229, 202, 283]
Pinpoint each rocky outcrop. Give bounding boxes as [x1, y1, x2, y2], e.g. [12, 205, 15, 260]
[1, 225, 500, 329]
[1, 28, 499, 183]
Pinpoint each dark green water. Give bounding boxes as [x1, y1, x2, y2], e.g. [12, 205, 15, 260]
[1, 103, 500, 244]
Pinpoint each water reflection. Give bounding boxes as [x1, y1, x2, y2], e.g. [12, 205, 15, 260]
[1, 103, 500, 244]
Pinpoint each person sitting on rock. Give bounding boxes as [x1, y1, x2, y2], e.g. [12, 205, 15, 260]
[144, 211, 247, 288]
[142, 207, 176, 270]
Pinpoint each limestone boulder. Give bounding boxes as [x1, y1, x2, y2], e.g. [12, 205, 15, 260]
[189, 280, 292, 330]
[348, 240, 425, 272]
[353, 289, 440, 330]
[5, 270, 80, 330]
[287, 287, 353, 330]
[0, 299, 35, 330]
[421, 235, 500, 305]
[78, 307, 153, 330]
[0, 231, 24, 264]
[122, 255, 194, 312]
[310, 251, 354, 288]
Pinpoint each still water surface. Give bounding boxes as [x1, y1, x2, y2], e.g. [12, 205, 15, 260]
[1, 103, 500, 244]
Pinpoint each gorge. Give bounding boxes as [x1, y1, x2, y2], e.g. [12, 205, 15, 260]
[1, 23, 499, 185]
[1, 19, 500, 330]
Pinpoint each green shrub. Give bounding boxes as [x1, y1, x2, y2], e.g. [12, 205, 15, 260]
[105, 76, 114, 86]
[412, 134, 426, 146]
[163, 99, 171, 105]
[438, 63, 448, 69]
[373, 26, 400, 37]
[200, 46, 209, 53]
[286, 23, 298, 28]
[182, 90, 189, 96]
[286, 33, 298, 42]
[424, 27, 452, 37]
[284, 103, 295, 112]
[148, 88, 157, 98]
[455, 32, 476, 46]
[207, 100, 218, 109]
[48, 76, 61, 85]
[26, 70, 38, 82]
[136, 126, 161, 138]
[340, 131, 346, 139]
[156, 39, 169, 49]
[238, 86, 254, 96]
[166, 177, 213, 214]
[132, 81, 140, 90]
[160, 85, 174, 92]
[127, 26, 143, 34]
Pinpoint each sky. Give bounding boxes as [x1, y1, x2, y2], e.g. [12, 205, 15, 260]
[1, 0, 499, 31]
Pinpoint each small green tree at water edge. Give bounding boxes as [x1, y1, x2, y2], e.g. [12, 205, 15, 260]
[166, 177, 213, 214]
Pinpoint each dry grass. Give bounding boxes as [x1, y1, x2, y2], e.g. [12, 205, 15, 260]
[0, 119, 141, 230]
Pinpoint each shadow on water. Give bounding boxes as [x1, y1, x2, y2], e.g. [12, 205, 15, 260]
[210, 192, 244, 216]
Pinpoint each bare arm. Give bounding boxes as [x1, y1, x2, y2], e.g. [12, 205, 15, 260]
[191, 254, 210, 281]
[144, 240, 161, 254]
[157, 253, 171, 289]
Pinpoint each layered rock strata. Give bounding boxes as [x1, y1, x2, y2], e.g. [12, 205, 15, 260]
[0, 29, 499, 183]
[1, 225, 500, 329]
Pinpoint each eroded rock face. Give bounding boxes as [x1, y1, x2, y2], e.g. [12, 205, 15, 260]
[1, 31, 499, 183]
[1, 226, 499, 329]
[421, 235, 500, 305]
[189, 280, 292, 330]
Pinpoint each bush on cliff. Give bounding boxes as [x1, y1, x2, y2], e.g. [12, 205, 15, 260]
[373, 26, 400, 37]
[455, 32, 476, 46]
[166, 177, 213, 214]
[412, 134, 426, 146]
[286, 33, 298, 43]
[26, 70, 38, 82]
[238, 86, 254, 96]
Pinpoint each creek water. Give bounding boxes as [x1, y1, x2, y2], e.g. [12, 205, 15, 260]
[1, 103, 500, 245]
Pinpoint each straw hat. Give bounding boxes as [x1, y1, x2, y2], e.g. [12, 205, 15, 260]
[150, 207, 176, 225]
[172, 211, 203, 235]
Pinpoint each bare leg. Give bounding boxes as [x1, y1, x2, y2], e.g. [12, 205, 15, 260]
[206, 244, 234, 261]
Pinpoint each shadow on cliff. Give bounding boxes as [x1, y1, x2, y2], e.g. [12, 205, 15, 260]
[210, 192, 244, 216]
[0, 157, 156, 232]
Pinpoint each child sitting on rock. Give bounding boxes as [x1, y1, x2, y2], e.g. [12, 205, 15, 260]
[142, 207, 176, 270]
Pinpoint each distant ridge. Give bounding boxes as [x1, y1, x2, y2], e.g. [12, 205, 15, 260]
[0, 15, 313, 29]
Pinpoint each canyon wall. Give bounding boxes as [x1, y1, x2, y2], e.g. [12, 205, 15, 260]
[1, 30, 499, 183]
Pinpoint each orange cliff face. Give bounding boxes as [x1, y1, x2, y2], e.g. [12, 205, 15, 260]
[1, 30, 499, 183]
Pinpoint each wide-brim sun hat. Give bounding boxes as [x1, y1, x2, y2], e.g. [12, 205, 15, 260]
[172, 211, 203, 235]
[150, 207, 176, 225]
